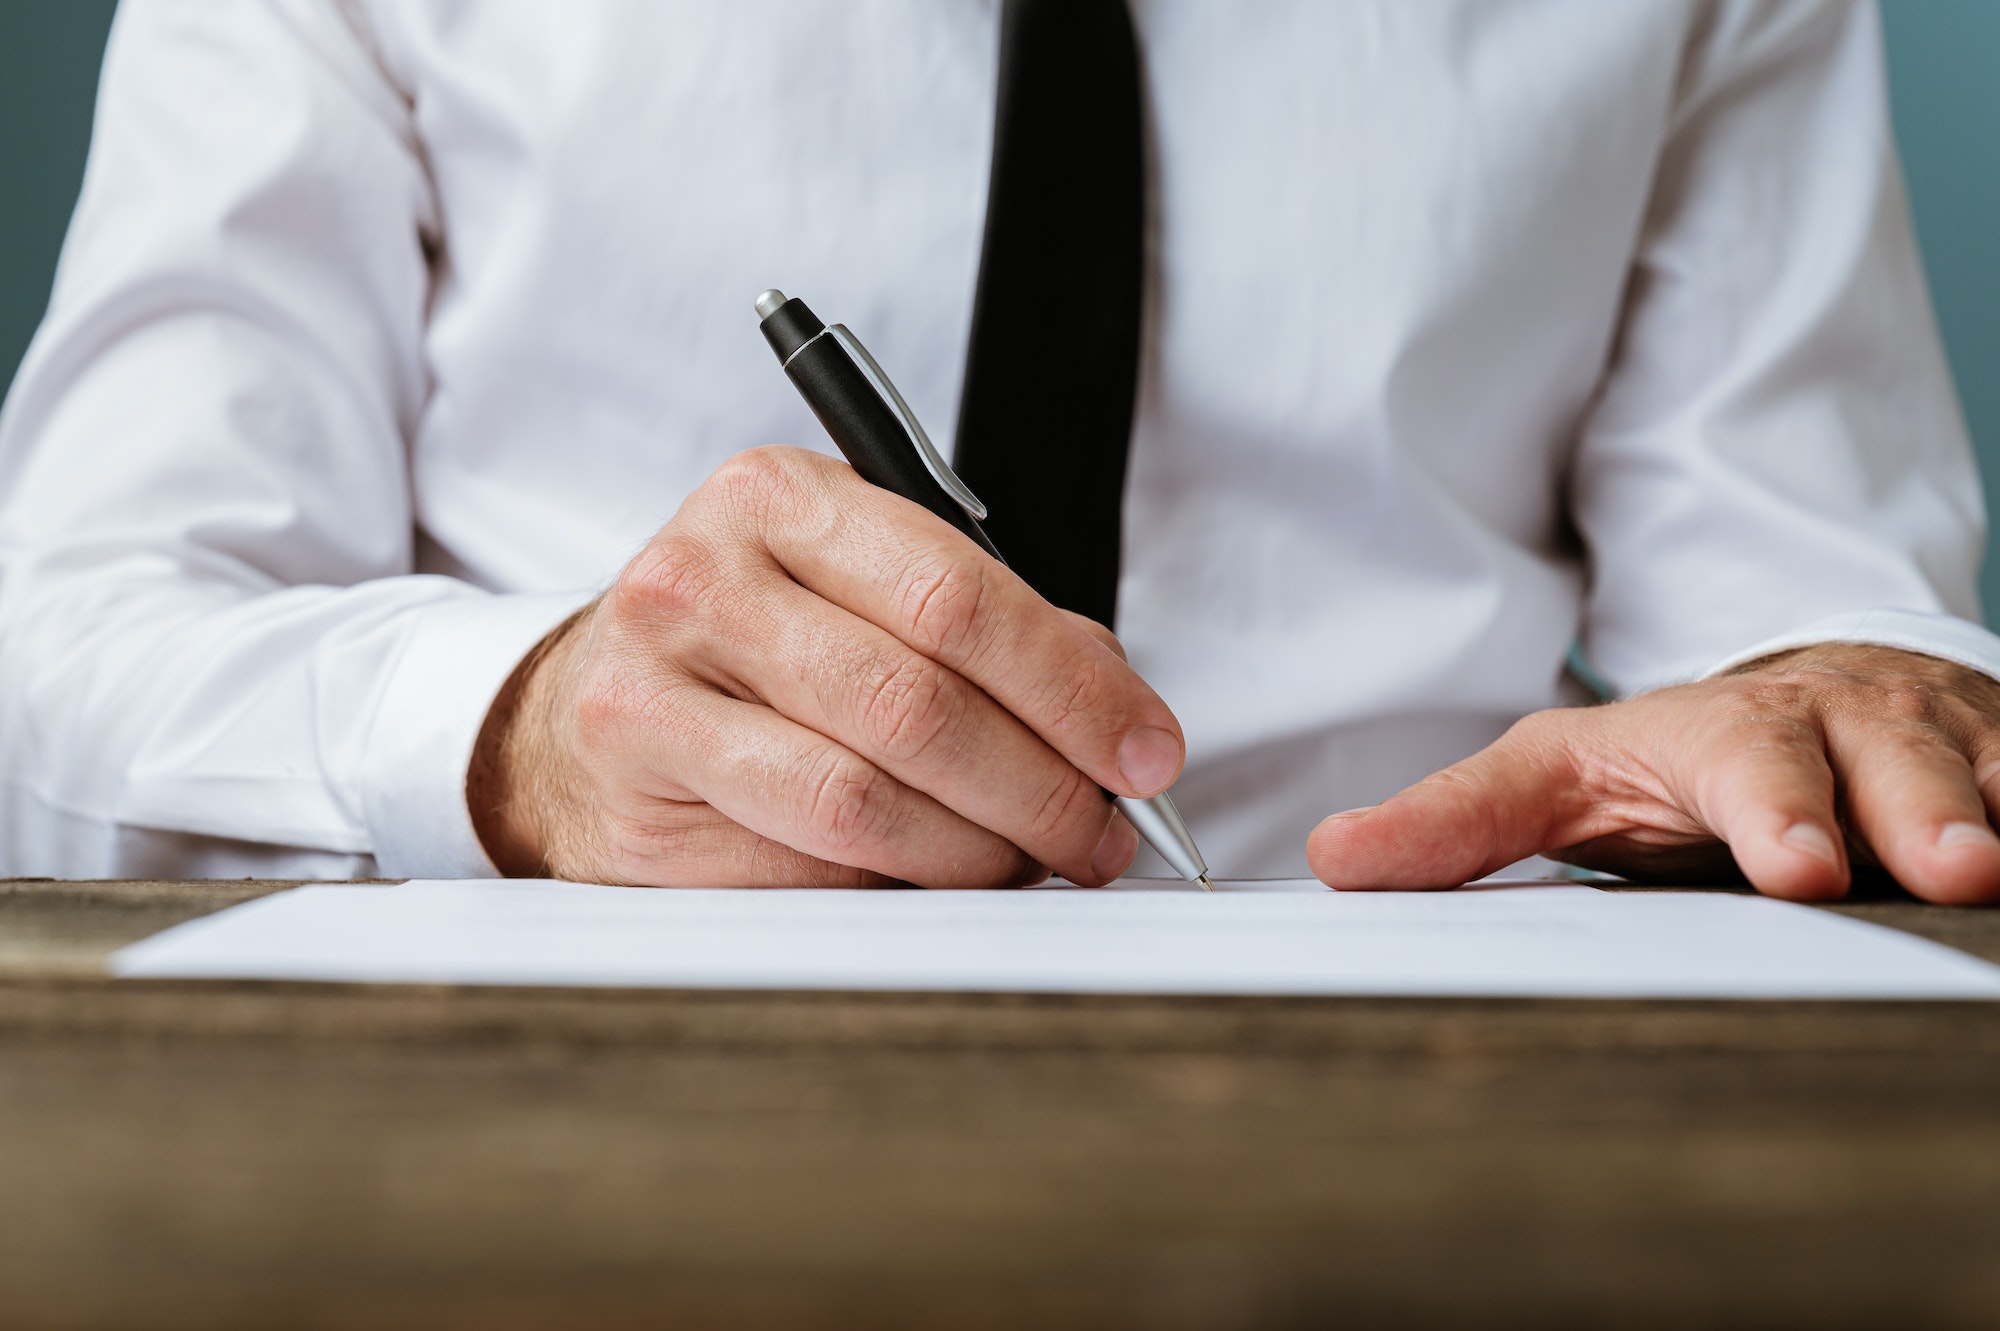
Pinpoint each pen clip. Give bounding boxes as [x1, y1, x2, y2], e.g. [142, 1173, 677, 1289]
[826, 324, 989, 522]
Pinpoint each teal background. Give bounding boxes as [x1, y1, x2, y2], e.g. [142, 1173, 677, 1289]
[3, 2, 1997, 614]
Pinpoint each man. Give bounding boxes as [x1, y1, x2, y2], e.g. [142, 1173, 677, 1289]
[2, 0, 1997, 904]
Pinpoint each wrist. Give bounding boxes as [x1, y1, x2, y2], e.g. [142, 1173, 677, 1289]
[467, 603, 595, 876]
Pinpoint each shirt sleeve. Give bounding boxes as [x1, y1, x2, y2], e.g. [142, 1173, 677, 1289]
[0, 0, 588, 879]
[1571, 0, 1997, 696]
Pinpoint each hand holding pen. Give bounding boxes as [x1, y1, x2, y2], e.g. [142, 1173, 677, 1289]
[466, 306, 1196, 890]
[755, 290, 1211, 888]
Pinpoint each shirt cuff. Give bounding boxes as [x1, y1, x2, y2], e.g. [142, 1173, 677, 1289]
[1700, 608, 2000, 684]
[358, 589, 596, 878]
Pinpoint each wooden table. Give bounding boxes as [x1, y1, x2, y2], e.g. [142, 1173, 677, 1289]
[2, 879, 1997, 1330]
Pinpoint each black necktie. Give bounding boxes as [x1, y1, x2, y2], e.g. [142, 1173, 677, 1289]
[950, 0, 1144, 629]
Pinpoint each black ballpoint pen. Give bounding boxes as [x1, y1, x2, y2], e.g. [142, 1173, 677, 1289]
[754, 288, 1213, 890]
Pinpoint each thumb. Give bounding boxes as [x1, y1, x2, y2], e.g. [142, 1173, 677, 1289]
[1306, 716, 1581, 888]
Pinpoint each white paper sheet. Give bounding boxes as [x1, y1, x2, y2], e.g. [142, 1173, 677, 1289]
[111, 878, 2000, 999]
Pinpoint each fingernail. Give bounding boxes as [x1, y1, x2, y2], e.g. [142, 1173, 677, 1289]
[1091, 812, 1139, 881]
[1936, 821, 2000, 851]
[1329, 805, 1378, 821]
[1782, 823, 1840, 866]
[1118, 726, 1182, 797]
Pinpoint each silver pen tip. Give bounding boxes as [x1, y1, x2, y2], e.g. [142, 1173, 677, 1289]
[1197, 873, 1214, 892]
[754, 289, 788, 320]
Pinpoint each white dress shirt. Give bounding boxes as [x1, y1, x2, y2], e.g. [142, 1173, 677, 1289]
[0, 0, 1989, 880]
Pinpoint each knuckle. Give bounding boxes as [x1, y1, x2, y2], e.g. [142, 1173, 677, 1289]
[1722, 678, 1816, 733]
[613, 534, 720, 622]
[1706, 682, 1820, 745]
[859, 652, 960, 765]
[1967, 722, 2000, 775]
[1727, 710, 1820, 755]
[708, 444, 796, 506]
[1742, 677, 1812, 713]
[1862, 686, 1933, 728]
[803, 753, 899, 857]
[1957, 674, 2000, 723]
[1939, 694, 2000, 753]
[698, 447, 815, 542]
[701, 445, 853, 569]
[900, 556, 992, 661]
[703, 444, 837, 524]
[1714, 726, 1830, 798]
[1871, 724, 1959, 769]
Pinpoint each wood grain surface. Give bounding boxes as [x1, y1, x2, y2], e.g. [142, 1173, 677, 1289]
[1, 878, 1997, 1330]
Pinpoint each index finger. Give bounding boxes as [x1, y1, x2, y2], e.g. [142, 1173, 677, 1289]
[732, 448, 1186, 800]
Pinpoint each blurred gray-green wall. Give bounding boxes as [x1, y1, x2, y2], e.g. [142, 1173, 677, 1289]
[1884, 2, 2000, 623]
[3, 1, 1997, 617]
[1, 1, 119, 409]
